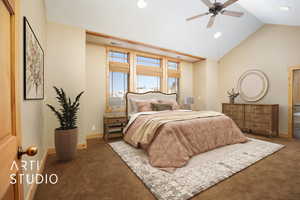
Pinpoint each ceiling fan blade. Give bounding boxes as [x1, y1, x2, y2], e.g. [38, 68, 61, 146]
[186, 12, 210, 21]
[221, 10, 244, 17]
[201, 0, 214, 8]
[222, 0, 239, 8]
[207, 14, 216, 28]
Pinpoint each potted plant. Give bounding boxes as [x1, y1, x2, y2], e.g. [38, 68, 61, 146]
[47, 87, 84, 161]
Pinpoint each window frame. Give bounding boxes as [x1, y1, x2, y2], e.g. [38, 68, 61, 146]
[109, 50, 129, 64]
[167, 77, 180, 94]
[106, 47, 130, 112]
[106, 47, 182, 112]
[136, 53, 163, 92]
[167, 59, 180, 94]
[109, 71, 129, 110]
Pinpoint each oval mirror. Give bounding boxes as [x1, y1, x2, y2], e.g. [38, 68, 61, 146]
[237, 70, 269, 102]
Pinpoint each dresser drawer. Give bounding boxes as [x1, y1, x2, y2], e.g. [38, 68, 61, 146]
[246, 105, 272, 114]
[223, 104, 244, 118]
[248, 113, 271, 122]
[104, 117, 127, 124]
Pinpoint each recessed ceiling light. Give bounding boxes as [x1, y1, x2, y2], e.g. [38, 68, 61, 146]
[279, 6, 290, 11]
[214, 32, 222, 39]
[137, 0, 147, 8]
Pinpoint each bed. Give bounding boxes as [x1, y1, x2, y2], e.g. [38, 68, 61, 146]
[123, 91, 248, 171]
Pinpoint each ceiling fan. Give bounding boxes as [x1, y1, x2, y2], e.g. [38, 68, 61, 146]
[186, 0, 244, 28]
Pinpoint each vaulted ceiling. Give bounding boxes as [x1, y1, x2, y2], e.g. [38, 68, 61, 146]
[44, 0, 299, 60]
[238, 0, 300, 26]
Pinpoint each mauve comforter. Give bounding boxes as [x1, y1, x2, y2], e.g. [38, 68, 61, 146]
[123, 111, 248, 170]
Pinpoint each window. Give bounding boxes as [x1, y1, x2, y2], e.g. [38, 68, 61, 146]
[137, 56, 160, 67]
[167, 60, 180, 94]
[168, 61, 178, 70]
[137, 75, 160, 93]
[108, 49, 130, 111]
[109, 72, 128, 109]
[136, 54, 162, 92]
[109, 51, 128, 63]
[106, 47, 182, 112]
[168, 77, 179, 94]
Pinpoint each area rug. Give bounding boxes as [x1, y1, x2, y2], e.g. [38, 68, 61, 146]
[109, 138, 284, 200]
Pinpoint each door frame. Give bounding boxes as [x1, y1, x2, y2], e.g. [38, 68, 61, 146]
[0, 0, 22, 199]
[288, 66, 300, 138]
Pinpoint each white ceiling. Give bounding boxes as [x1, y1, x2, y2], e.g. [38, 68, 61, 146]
[45, 0, 264, 60]
[238, 0, 300, 26]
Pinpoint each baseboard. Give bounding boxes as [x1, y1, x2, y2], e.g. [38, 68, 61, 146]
[86, 133, 103, 140]
[47, 143, 87, 155]
[25, 151, 48, 200]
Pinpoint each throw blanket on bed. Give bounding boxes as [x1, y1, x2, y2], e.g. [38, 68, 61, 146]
[130, 111, 223, 147]
[124, 110, 248, 170]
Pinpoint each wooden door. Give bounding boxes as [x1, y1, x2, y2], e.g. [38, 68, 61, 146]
[293, 70, 300, 105]
[0, 0, 22, 199]
[293, 70, 300, 136]
[288, 66, 300, 138]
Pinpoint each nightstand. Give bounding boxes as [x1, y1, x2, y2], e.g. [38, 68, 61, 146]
[103, 112, 127, 141]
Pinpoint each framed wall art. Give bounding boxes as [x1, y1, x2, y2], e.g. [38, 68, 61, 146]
[24, 17, 44, 100]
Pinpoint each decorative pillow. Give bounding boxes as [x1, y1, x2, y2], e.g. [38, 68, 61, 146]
[151, 103, 173, 111]
[129, 99, 139, 113]
[133, 99, 158, 112]
[158, 99, 180, 110]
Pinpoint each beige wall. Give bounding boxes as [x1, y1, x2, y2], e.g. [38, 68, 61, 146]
[218, 24, 300, 135]
[20, 0, 47, 199]
[193, 61, 206, 110]
[45, 22, 86, 146]
[193, 59, 219, 111]
[180, 62, 194, 105]
[206, 60, 219, 111]
[85, 44, 106, 135]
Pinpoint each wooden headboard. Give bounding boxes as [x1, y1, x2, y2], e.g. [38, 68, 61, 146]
[126, 91, 177, 117]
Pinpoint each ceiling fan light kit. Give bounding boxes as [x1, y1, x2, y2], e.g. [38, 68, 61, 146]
[279, 6, 290, 11]
[137, 0, 147, 8]
[186, 0, 244, 28]
[214, 32, 222, 39]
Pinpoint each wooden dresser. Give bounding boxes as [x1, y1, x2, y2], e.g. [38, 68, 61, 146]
[222, 103, 279, 137]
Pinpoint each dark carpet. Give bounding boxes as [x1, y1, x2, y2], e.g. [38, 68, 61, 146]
[34, 135, 300, 200]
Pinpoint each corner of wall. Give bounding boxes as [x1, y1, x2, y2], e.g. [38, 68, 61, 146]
[192, 59, 220, 111]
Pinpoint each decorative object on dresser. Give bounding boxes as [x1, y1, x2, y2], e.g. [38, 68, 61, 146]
[237, 69, 269, 102]
[227, 88, 239, 104]
[222, 103, 279, 137]
[103, 112, 127, 140]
